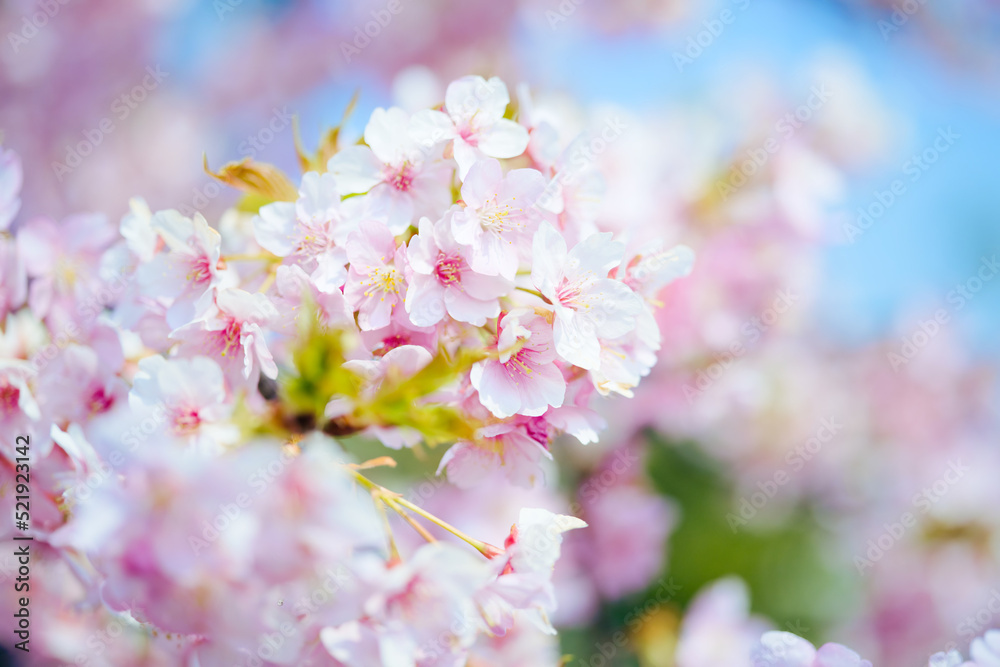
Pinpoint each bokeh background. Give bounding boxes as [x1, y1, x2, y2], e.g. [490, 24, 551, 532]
[3, 1, 1000, 665]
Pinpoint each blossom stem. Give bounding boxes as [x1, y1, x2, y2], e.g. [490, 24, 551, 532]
[257, 270, 276, 294]
[224, 253, 281, 263]
[515, 286, 552, 304]
[392, 496, 500, 557]
[372, 493, 401, 564]
[385, 498, 437, 543]
[346, 468, 499, 557]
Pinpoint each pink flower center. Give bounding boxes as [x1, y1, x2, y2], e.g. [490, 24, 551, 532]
[523, 417, 549, 445]
[479, 196, 523, 234]
[172, 408, 202, 435]
[380, 334, 408, 351]
[503, 346, 536, 380]
[386, 575, 430, 619]
[186, 255, 213, 284]
[88, 386, 115, 415]
[216, 318, 242, 359]
[434, 254, 463, 285]
[0, 382, 19, 414]
[457, 123, 478, 146]
[556, 282, 584, 308]
[295, 221, 335, 258]
[384, 163, 415, 192]
[361, 266, 403, 300]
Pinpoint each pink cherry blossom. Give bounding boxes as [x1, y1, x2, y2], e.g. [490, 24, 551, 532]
[344, 220, 409, 330]
[970, 632, 1000, 666]
[327, 106, 453, 234]
[170, 287, 279, 385]
[406, 213, 512, 327]
[129, 355, 237, 451]
[359, 314, 437, 357]
[0, 360, 42, 461]
[438, 420, 553, 489]
[470, 308, 565, 418]
[752, 631, 873, 667]
[272, 263, 355, 337]
[253, 171, 350, 291]
[579, 479, 677, 600]
[323, 542, 490, 665]
[17, 213, 118, 328]
[336, 344, 434, 450]
[137, 210, 225, 329]
[676, 578, 771, 667]
[451, 158, 547, 280]
[411, 75, 530, 178]
[477, 508, 587, 635]
[937, 630, 1000, 667]
[531, 221, 643, 371]
[33, 338, 127, 432]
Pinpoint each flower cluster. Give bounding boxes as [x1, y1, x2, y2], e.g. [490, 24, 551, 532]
[0, 75, 694, 665]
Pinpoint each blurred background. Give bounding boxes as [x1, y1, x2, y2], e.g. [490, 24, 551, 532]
[3, 0, 1000, 665]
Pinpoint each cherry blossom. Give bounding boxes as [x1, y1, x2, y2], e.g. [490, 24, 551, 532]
[327, 106, 453, 234]
[470, 308, 565, 418]
[932, 630, 1000, 667]
[438, 421, 553, 489]
[752, 631, 873, 667]
[171, 287, 279, 385]
[253, 171, 350, 291]
[478, 508, 587, 635]
[531, 221, 643, 370]
[411, 75, 530, 178]
[129, 355, 237, 450]
[136, 210, 226, 329]
[344, 220, 409, 330]
[0, 360, 41, 460]
[451, 158, 546, 280]
[323, 543, 489, 665]
[405, 213, 512, 327]
[17, 213, 118, 329]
